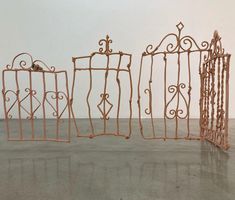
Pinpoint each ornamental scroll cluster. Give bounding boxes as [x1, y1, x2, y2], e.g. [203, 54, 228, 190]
[143, 22, 210, 55]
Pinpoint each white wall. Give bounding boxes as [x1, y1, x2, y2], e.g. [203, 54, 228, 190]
[0, 0, 234, 118]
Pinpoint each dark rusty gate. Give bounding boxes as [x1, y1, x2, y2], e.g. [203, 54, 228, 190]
[200, 31, 231, 150]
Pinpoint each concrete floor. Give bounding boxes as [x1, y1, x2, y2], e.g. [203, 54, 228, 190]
[0, 119, 234, 200]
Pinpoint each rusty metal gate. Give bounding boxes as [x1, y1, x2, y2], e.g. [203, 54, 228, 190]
[200, 31, 231, 150]
[2, 53, 71, 142]
[71, 35, 133, 138]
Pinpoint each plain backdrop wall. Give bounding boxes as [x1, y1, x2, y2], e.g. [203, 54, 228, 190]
[0, 0, 234, 119]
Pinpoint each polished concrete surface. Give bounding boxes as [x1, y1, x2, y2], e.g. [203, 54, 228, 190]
[0, 119, 235, 200]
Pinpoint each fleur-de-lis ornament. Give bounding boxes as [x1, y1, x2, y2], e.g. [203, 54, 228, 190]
[98, 35, 113, 55]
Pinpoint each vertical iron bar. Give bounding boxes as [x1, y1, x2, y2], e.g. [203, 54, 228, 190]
[128, 55, 133, 139]
[29, 71, 34, 139]
[55, 73, 59, 140]
[206, 61, 211, 138]
[2, 71, 10, 139]
[186, 51, 191, 138]
[137, 55, 144, 137]
[71, 59, 80, 136]
[198, 52, 203, 138]
[163, 53, 167, 139]
[175, 51, 181, 139]
[149, 55, 155, 137]
[216, 57, 221, 141]
[42, 72, 47, 140]
[65, 72, 71, 142]
[225, 55, 231, 149]
[210, 58, 216, 135]
[15, 71, 23, 139]
[116, 54, 122, 135]
[87, 56, 94, 136]
[103, 55, 110, 134]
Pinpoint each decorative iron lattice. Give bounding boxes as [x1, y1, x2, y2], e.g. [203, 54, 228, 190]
[2, 53, 71, 142]
[200, 31, 231, 150]
[71, 35, 133, 138]
[137, 22, 230, 148]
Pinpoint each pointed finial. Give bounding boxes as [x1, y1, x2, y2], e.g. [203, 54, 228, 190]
[176, 22, 184, 32]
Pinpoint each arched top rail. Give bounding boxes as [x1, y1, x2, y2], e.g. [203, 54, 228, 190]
[143, 22, 210, 56]
[5, 52, 56, 72]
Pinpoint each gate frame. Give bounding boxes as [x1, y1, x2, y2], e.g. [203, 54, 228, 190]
[137, 22, 211, 140]
[70, 35, 133, 139]
[2, 53, 71, 142]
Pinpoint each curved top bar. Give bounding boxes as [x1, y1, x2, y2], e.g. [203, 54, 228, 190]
[143, 22, 210, 56]
[5, 52, 56, 72]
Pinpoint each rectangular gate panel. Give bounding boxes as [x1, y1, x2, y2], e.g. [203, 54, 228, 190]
[200, 32, 231, 150]
[71, 35, 133, 139]
[2, 53, 71, 142]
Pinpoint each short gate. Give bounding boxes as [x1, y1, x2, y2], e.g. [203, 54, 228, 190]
[71, 35, 133, 138]
[2, 53, 71, 142]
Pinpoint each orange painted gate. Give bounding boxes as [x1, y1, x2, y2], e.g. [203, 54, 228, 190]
[200, 31, 231, 150]
[2, 53, 71, 142]
[137, 23, 231, 150]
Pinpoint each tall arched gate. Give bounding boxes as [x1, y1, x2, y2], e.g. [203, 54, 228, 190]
[71, 35, 133, 139]
[137, 22, 230, 150]
[2, 53, 71, 142]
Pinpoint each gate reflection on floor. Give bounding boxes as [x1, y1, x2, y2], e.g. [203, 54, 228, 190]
[0, 144, 230, 200]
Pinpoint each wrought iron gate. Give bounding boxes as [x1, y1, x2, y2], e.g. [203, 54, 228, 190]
[200, 31, 231, 150]
[71, 35, 133, 138]
[138, 22, 211, 140]
[137, 22, 231, 150]
[2, 53, 71, 142]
